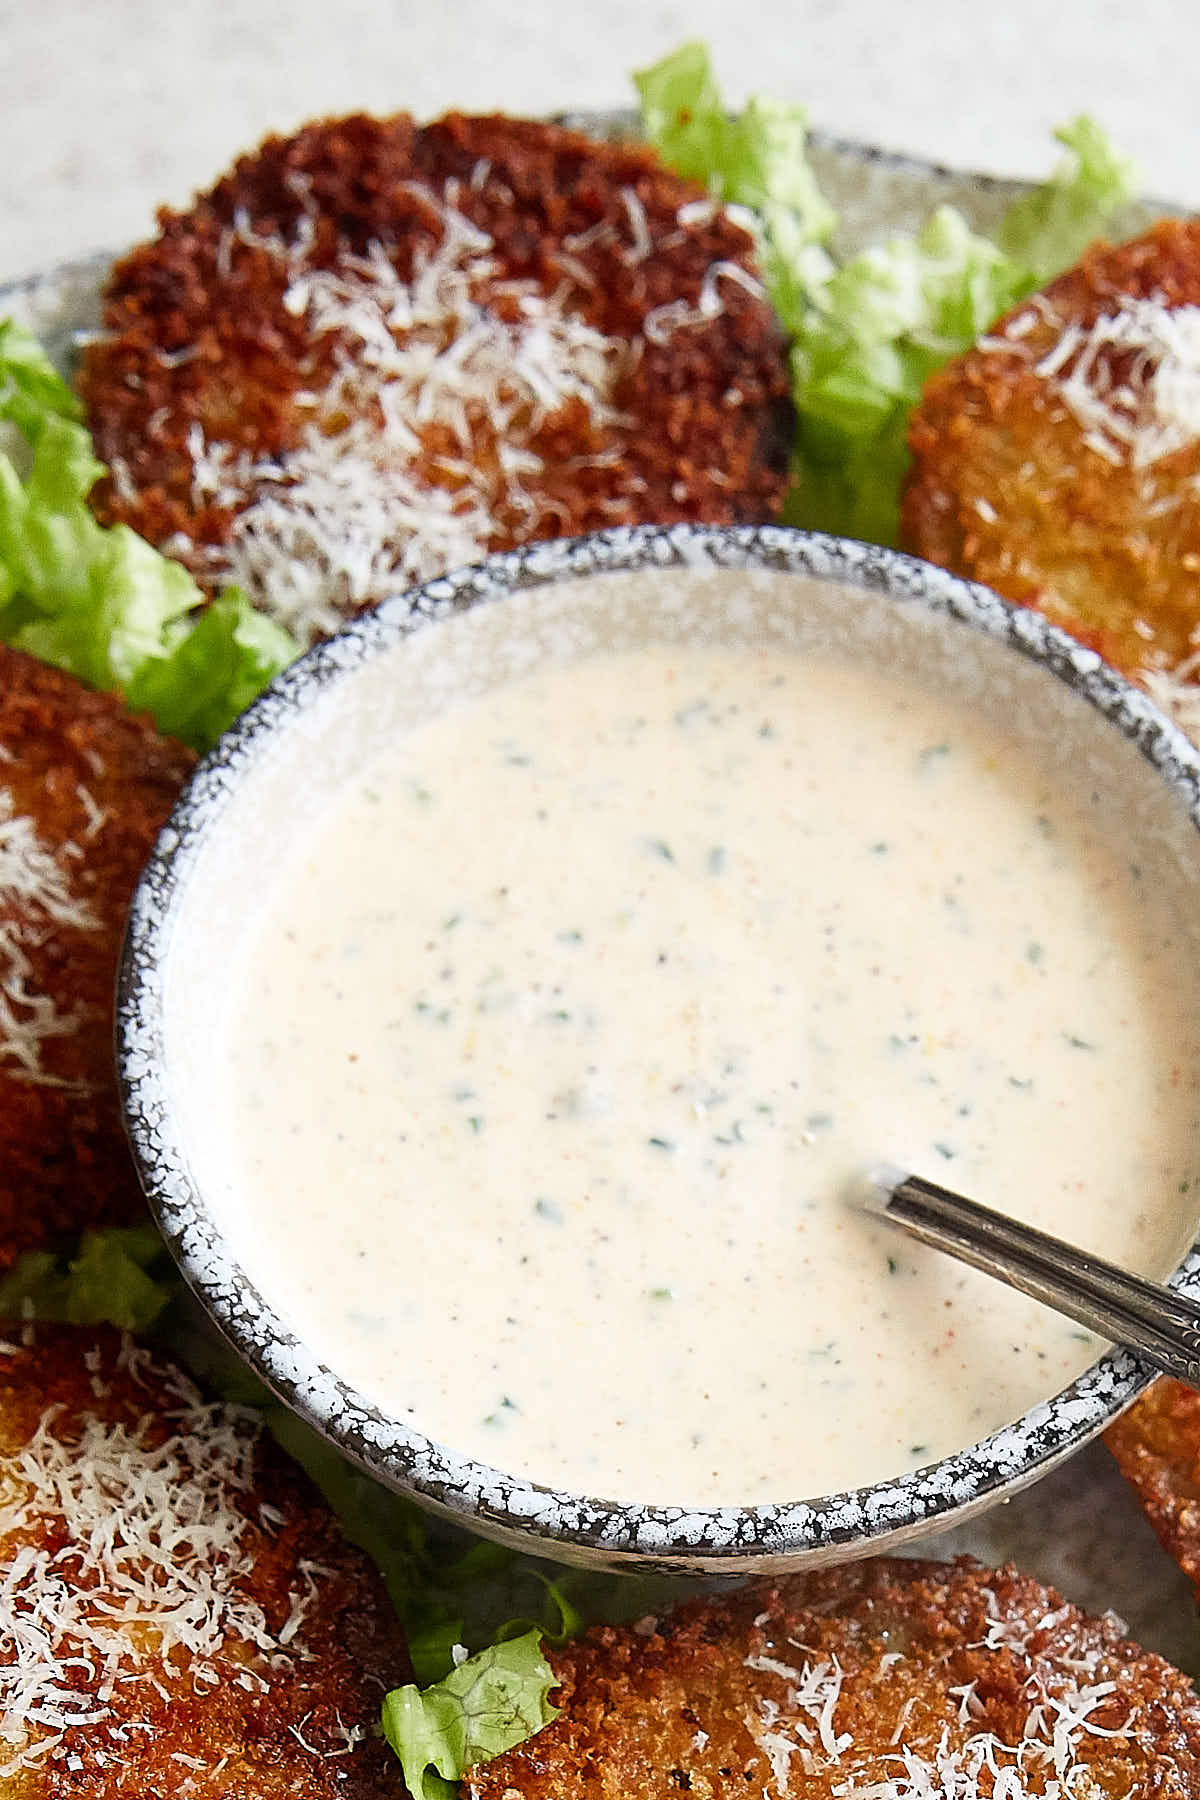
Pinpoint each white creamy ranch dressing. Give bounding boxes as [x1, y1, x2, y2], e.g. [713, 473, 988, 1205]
[224, 639, 1200, 1506]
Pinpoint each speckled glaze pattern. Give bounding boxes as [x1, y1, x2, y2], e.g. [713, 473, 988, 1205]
[117, 523, 1200, 1575]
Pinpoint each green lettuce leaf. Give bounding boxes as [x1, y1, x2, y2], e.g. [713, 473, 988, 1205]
[634, 41, 836, 334]
[632, 40, 727, 188]
[636, 52, 1137, 547]
[124, 591, 297, 747]
[391, 1512, 686, 1687]
[633, 41, 833, 235]
[382, 1632, 559, 1800]
[0, 317, 83, 444]
[998, 114, 1139, 282]
[0, 321, 298, 750]
[784, 204, 1031, 541]
[0, 1223, 174, 1331]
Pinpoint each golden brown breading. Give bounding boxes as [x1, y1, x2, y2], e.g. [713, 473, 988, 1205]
[0, 649, 194, 1267]
[79, 111, 792, 647]
[0, 1325, 407, 1796]
[468, 1558, 1200, 1800]
[1107, 1378, 1200, 1603]
[901, 221, 1200, 694]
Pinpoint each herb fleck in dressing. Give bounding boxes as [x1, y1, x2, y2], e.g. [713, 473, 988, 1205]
[224, 645, 1200, 1506]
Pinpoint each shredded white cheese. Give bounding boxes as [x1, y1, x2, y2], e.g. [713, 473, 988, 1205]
[194, 183, 674, 645]
[644, 260, 762, 346]
[739, 1592, 1140, 1800]
[0, 1344, 302, 1778]
[832, 1678, 1123, 1800]
[1031, 296, 1200, 469]
[0, 788, 98, 1085]
[748, 1648, 853, 1787]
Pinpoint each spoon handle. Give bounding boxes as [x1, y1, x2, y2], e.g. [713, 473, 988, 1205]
[864, 1166, 1200, 1387]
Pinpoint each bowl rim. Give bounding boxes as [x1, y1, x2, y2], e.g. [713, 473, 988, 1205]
[117, 521, 1200, 1573]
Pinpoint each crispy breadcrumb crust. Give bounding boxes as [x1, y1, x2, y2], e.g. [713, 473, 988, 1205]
[0, 649, 194, 1268]
[79, 110, 792, 638]
[1107, 1379, 1200, 1603]
[468, 1558, 1200, 1800]
[901, 221, 1200, 684]
[0, 1326, 406, 1796]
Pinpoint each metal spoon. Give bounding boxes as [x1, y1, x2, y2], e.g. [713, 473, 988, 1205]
[862, 1164, 1200, 1386]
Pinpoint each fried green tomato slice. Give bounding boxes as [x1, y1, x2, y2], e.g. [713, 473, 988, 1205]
[0, 648, 194, 1268]
[1107, 1377, 1200, 1604]
[467, 1557, 1200, 1800]
[902, 221, 1200, 709]
[79, 110, 793, 648]
[0, 1325, 407, 1795]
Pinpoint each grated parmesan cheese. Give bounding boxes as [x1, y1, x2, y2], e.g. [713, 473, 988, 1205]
[0, 788, 98, 1085]
[192, 185, 666, 645]
[0, 1344, 298, 1778]
[186, 175, 746, 646]
[1029, 295, 1200, 469]
[620, 187, 653, 265]
[831, 1679, 1123, 1800]
[748, 1649, 853, 1783]
[739, 1594, 1136, 1800]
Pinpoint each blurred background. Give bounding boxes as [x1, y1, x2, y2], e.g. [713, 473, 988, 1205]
[2, 0, 1191, 282]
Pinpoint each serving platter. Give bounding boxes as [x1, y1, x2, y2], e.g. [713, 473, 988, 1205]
[2, 122, 1197, 1665]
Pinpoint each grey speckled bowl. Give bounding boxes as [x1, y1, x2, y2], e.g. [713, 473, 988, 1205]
[117, 524, 1200, 1574]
